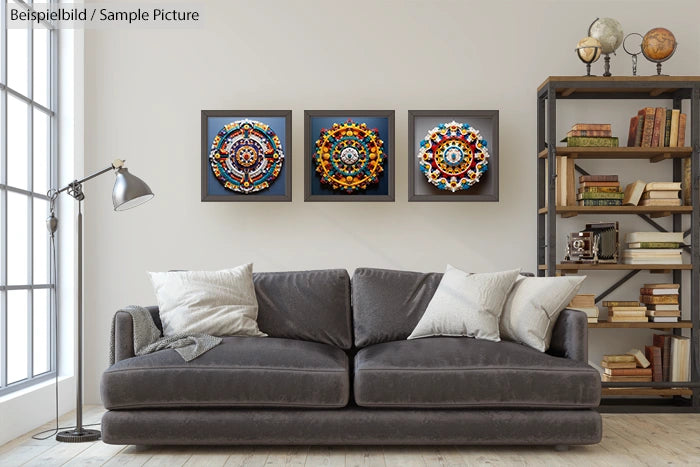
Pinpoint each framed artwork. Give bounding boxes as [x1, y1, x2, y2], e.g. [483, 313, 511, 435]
[408, 110, 499, 202]
[304, 110, 395, 202]
[201, 110, 292, 202]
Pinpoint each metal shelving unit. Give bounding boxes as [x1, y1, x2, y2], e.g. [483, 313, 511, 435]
[536, 76, 700, 412]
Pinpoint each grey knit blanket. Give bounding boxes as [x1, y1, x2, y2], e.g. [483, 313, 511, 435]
[109, 305, 222, 364]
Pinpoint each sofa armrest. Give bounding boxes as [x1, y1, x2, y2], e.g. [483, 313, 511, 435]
[547, 309, 588, 362]
[112, 306, 161, 363]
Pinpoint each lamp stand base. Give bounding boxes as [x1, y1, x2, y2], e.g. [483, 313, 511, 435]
[56, 428, 101, 443]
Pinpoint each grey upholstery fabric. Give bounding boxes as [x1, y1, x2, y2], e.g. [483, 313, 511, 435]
[254, 270, 352, 349]
[354, 337, 600, 408]
[101, 408, 602, 446]
[352, 268, 443, 347]
[101, 337, 349, 410]
[547, 308, 588, 362]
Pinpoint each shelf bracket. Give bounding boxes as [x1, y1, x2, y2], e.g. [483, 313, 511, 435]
[650, 153, 672, 163]
[594, 270, 641, 303]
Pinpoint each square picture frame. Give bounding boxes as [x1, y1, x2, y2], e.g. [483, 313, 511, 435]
[304, 110, 395, 202]
[201, 110, 292, 202]
[408, 110, 499, 202]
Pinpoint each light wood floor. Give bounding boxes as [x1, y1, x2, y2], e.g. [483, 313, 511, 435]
[1, 406, 699, 466]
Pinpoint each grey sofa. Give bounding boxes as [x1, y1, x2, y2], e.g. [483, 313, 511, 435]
[101, 268, 602, 446]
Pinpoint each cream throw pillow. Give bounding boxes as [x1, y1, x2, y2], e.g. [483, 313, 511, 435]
[148, 263, 266, 337]
[407, 265, 520, 342]
[499, 275, 585, 352]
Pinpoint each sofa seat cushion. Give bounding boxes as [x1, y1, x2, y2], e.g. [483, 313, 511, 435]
[102, 337, 349, 410]
[354, 337, 600, 409]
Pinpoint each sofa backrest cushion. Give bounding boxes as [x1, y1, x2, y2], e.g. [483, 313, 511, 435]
[352, 268, 442, 347]
[254, 269, 352, 349]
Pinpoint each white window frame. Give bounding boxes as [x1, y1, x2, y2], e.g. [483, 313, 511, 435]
[0, 0, 58, 396]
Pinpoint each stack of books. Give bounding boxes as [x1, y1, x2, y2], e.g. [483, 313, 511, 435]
[650, 334, 690, 382]
[600, 350, 651, 382]
[567, 294, 599, 323]
[640, 182, 682, 207]
[627, 107, 687, 148]
[563, 123, 618, 147]
[577, 175, 622, 206]
[640, 284, 680, 323]
[622, 231, 685, 264]
[602, 300, 647, 322]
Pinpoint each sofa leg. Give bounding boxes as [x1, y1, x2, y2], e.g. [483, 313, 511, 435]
[554, 444, 569, 452]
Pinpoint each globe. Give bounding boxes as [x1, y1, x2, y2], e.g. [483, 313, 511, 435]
[642, 28, 677, 61]
[588, 18, 624, 54]
[576, 37, 602, 63]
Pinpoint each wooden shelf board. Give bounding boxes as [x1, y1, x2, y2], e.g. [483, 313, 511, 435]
[537, 76, 700, 95]
[538, 206, 691, 217]
[589, 320, 692, 329]
[539, 264, 691, 271]
[602, 387, 693, 397]
[537, 147, 691, 160]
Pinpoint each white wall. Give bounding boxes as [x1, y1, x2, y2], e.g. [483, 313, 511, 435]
[82, 0, 700, 403]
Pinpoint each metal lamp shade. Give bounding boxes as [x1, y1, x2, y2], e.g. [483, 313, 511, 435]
[112, 167, 154, 211]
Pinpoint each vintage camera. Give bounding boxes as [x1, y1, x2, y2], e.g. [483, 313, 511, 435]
[564, 222, 619, 264]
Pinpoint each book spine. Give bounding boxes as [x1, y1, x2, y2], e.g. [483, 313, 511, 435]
[579, 181, 621, 188]
[577, 192, 624, 200]
[669, 109, 680, 147]
[640, 295, 680, 304]
[641, 107, 655, 147]
[603, 301, 639, 307]
[627, 115, 638, 147]
[566, 136, 619, 147]
[578, 199, 623, 206]
[651, 107, 664, 147]
[678, 113, 687, 146]
[572, 123, 612, 131]
[580, 186, 621, 193]
[663, 108, 672, 146]
[568, 130, 613, 137]
[579, 175, 618, 182]
[640, 288, 678, 295]
[631, 242, 680, 248]
[634, 112, 645, 147]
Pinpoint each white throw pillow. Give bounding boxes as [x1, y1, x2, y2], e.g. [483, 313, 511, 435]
[499, 275, 585, 352]
[407, 265, 521, 342]
[148, 263, 266, 337]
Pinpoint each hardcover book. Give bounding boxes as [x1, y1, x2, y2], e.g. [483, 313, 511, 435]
[639, 199, 682, 206]
[645, 182, 682, 191]
[646, 310, 681, 317]
[650, 107, 665, 147]
[646, 304, 680, 311]
[639, 288, 679, 295]
[602, 355, 636, 363]
[669, 109, 680, 147]
[603, 368, 652, 376]
[626, 232, 684, 243]
[644, 345, 663, 382]
[602, 301, 639, 307]
[649, 316, 679, 323]
[641, 191, 680, 199]
[623, 180, 646, 206]
[601, 361, 637, 369]
[644, 283, 680, 289]
[634, 113, 644, 147]
[627, 242, 681, 249]
[572, 123, 612, 131]
[640, 295, 680, 304]
[577, 199, 623, 206]
[568, 129, 613, 137]
[580, 186, 623, 193]
[576, 192, 624, 200]
[670, 336, 690, 382]
[580, 175, 618, 183]
[564, 136, 619, 147]
[678, 113, 687, 146]
[640, 107, 656, 147]
[653, 334, 672, 382]
[627, 115, 639, 147]
[626, 348, 651, 368]
[663, 108, 672, 147]
[602, 374, 652, 382]
[609, 316, 648, 322]
[624, 257, 683, 265]
[579, 181, 621, 188]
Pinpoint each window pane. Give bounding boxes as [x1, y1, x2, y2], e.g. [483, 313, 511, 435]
[33, 198, 49, 284]
[33, 109, 50, 195]
[7, 192, 29, 285]
[33, 289, 50, 375]
[7, 95, 29, 190]
[7, 28, 29, 96]
[7, 290, 29, 384]
[33, 27, 49, 107]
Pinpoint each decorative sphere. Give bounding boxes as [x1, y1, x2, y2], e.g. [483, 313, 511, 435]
[588, 17, 624, 54]
[576, 37, 602, 63]
[642, 27, 677, 61]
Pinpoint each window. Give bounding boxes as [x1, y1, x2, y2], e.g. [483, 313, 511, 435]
[1, 0, 57, 395]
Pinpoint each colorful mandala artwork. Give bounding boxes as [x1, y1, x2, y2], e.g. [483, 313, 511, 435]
[209, 119, 284, 194]
[314, 120, 385, 193]
[418, 121, 489, 192]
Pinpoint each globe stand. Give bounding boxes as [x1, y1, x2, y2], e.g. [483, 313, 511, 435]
[602, 54, 612, 77]
[643, 41, 676, 77]
[575, 45, 601, 77]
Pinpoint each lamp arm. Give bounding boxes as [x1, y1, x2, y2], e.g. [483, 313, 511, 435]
[53, 159, 125, 196]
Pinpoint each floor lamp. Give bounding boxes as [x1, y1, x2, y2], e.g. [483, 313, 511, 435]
[47, 159, 153, 442]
